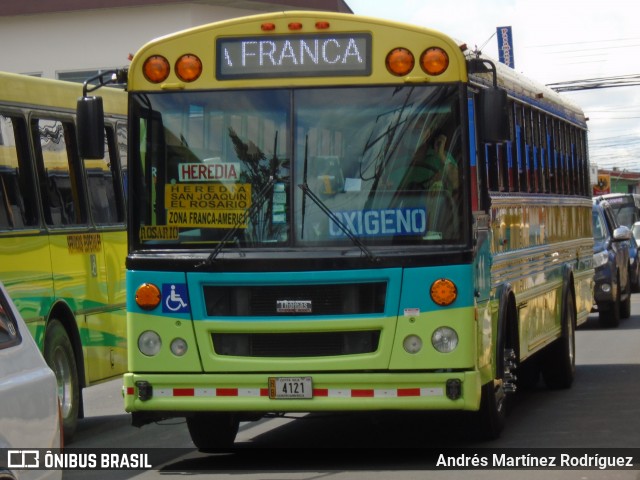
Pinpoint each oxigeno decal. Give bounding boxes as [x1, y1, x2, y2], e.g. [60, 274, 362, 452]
[329, 208, 426, 237]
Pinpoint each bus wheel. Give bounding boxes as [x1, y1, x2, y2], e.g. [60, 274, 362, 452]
[43, 319, 79, 440]
[541, 289, 576, 389]
[187, 413, 239, 451]
[475, 347, 515, 440]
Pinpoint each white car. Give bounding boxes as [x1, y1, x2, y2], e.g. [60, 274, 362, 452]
[632, 221, 640, 248]
[0, 282, 62, 480]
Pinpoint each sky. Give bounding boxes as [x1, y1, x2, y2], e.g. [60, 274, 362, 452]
[346, 0, 640, 173]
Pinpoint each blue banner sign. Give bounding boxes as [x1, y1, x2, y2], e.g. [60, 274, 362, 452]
[497, 26, 514, 68]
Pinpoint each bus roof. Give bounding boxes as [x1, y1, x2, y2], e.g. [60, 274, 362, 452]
[468, 53, 587, 128]
[128, 10, 468, 89]
[0, 71, 126, 116]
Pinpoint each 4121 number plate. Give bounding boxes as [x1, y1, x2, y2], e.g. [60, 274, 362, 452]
[268, 376, 313, 399]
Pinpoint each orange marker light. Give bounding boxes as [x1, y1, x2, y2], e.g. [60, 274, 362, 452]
[288, 22, 303, 30]
[386, 48, 415, 76]
[175, 54, 202, 82]
[430, 279, 458, 306]
[143, 55, 170, 83]
[261, 22, 276, 31]
[420, 47, 449, 76]
[315, 21, 330, 29]
[136, 283, 161, 310]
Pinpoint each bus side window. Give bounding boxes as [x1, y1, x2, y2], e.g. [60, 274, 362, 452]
[0, 114, 39, 230]
[117, 123, 128, 201]
[33, 118, 86, 227]
[85, 125, 124, 225]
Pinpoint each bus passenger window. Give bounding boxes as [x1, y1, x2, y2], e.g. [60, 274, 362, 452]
[86, 126, 122, 225]
[0, 115, 38, 230]
[117, 123, 128, 200]
[35, 118, 84, 227]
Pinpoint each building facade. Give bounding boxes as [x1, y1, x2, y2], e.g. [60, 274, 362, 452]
[0, 0, 351, 80]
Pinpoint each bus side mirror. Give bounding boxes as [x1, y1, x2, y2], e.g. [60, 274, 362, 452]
[479, 87, 510, 143]
[76, 96, 105, 159]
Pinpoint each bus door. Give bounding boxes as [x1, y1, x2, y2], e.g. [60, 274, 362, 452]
[35, 117, 124, 383]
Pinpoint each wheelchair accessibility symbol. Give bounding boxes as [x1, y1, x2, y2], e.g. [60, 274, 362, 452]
[162, 283, 190, 313]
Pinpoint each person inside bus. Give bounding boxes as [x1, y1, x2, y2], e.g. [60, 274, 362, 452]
[390, 126, 459, 196]
[382, 125, 460, 240]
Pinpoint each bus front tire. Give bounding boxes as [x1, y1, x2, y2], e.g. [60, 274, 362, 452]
[475, 378, 507, 440]
[187, 413, 239, 451]
[475, 343, 514, 440]
[541, 289, 576, 389]
[43, 319, 80, 440]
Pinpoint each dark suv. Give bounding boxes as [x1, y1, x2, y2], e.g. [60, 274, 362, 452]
[592, 199, 632, 327]
[594, 193, 640, 292]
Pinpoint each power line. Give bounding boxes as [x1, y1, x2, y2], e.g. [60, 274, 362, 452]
[547, 74, 640, 91]
[527, 37, 640, 48]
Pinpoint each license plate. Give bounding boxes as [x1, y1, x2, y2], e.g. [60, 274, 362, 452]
[268, 376, 313, 399]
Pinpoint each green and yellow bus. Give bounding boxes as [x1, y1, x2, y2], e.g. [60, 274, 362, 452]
[79, 11, 593, 445]
[0, 71, 128, 438]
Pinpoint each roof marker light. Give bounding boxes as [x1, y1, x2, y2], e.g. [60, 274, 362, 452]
[288, 22, 303, 30]
[261, 22, 276, 31]
[386, 48, 415, 76]
[315, 21, 330, 29]
[175, 54, 202, 82]
[420, 47, 449, 76]
[143, 55, 170, 83]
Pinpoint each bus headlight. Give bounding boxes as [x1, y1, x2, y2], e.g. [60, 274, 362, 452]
[403, 334, 423, 354]
[431, 327, 458, 353]
[138, 330, 162, 356]
[170, 338, 188, 356]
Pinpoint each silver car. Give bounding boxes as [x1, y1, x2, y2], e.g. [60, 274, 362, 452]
[0, 282, 62, 480]
[632, 221, 640, 248]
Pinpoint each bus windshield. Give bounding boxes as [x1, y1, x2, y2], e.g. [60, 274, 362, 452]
[131, 84, 464, 249]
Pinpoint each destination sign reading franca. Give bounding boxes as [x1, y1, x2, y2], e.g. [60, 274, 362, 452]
[216, 33, 371, 79]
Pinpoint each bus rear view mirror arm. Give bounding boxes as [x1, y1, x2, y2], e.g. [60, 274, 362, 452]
[77, 69, 128, 159]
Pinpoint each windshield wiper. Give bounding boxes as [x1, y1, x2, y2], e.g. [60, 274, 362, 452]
[298, 183, 378, 263]
[198, 176, 276, 266]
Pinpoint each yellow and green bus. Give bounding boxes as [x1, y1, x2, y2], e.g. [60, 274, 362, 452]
[80, 11, 593, 445]
[0, 71, 128, 438]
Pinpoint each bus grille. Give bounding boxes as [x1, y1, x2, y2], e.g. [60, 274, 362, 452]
[212, 331, 381, 357]
[203, 282, 387, 316]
